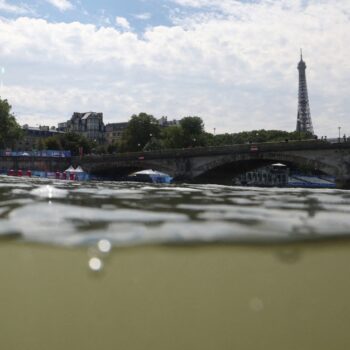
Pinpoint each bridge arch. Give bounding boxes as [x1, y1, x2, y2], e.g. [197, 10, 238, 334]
[191, 152, 338, 180]
[74, 142, 350, 187]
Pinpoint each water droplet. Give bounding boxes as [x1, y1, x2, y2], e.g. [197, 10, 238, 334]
[47, 185, 53, 199]
[275, 247, 301, 264]
[249, 298, 264, 312]
[98, 239, 112, 254]
[89, 257, 103, 272]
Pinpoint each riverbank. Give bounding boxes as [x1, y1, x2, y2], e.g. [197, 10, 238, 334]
[1, 240, 350, 350]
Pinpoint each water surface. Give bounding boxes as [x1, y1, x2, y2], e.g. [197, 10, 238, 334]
[1, 175, 350, 350]
[1, 175, 349, 247]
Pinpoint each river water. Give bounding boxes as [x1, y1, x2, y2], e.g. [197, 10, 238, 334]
[1, 175, 349, 248]
[1, 174, 350, 350]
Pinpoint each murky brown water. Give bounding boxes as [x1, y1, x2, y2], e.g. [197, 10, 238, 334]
[1, 175, 350, 350]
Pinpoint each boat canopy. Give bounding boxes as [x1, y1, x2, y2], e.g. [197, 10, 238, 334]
[131, 169, 170, 177]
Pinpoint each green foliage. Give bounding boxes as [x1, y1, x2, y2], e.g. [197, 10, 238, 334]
[45, 136, 62, 150]
[161, 125, 185, 149]
[206, 129, 314, 147]
[59, 132, 95, 155]
[93, 144, 108, 155]
[143, 137, 164, 151]
[41, 132, 94, 155]
[180, 116, 204, 136]
[0, 97, 22, 149]
[37, 138, 45, 151]
[121, 113, 161, 152]
[107, 143, 119, 154]
[156, 117, 208, 149]
[179, 116, 207, 148]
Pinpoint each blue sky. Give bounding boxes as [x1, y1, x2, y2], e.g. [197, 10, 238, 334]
[0, 0, 349, 137]
[48, 0, 171, 30]
[0, 0, 174, 30]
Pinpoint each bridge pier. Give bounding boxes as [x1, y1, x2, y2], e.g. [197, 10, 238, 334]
[335, 177, 350, 190]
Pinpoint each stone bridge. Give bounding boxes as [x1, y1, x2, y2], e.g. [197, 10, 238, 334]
[77, 140, 350, 188]
[1, 140, 350, 187]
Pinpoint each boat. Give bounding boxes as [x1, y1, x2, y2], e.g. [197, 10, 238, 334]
[234, 163, 335, 188]
[129, 169, 173, 184]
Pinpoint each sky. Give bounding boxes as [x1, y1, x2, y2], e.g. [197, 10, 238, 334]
[0, 0, 349, 137]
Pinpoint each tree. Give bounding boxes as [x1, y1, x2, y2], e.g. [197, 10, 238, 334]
[143, 137, 164, 151]
[121, 113, 161, 152]
[37, 138, 45, 150]
[179, 116, 207, 147]
[180, 116, 204, 136]
[0, 97, 22, 149]
[207, 129, 315, 147]
[161, 125, 185, 149]
[107, 142, 119, 154]
[44, 132, 97, 155]
[45, 136, 62, 150]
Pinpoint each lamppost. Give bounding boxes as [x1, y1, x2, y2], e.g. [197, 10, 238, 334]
[338, 126, 341, 143]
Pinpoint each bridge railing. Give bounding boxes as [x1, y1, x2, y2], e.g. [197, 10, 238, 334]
[79, 139, 350, 162]
[0, 150, 71, 158]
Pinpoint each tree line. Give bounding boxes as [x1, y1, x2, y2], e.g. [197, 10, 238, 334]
[0, 97, 313, 155]
[110, 112, 313, 153]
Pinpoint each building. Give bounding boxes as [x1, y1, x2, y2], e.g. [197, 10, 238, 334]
[105, 122, 128, 145]
[59, 112, 105, 144]
[16, 125, 63, 151]
[158, 116, 180, 128]
[57, 122, 68, 132]
[56, 114, 180, 146]
[296, 50, 314, 135]
[104, 117, 180, 145]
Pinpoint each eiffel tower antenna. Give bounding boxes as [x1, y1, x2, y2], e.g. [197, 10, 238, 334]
[296, 51, 314, 135]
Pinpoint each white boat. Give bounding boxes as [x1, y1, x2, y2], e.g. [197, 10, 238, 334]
[130, 169, 173, 184]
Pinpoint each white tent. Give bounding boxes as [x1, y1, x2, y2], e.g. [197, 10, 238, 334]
[65, 166, 76, 172]
[75, 166, 85, 173]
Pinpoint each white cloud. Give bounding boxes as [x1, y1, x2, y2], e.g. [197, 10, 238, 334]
[115, 16, 131, 31]
[0, 0, 30, 14]
[46, 0, 73, 12]
[134, 12, 152, 20]
[0, 0, 349, 138]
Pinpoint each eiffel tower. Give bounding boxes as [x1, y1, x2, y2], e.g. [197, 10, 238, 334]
[296, 50, 314, 135]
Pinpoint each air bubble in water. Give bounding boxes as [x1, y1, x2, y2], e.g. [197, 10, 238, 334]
[98, 239, 112, 254]
[89, 257, 103, 272]
[249, 298, 264, 312]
